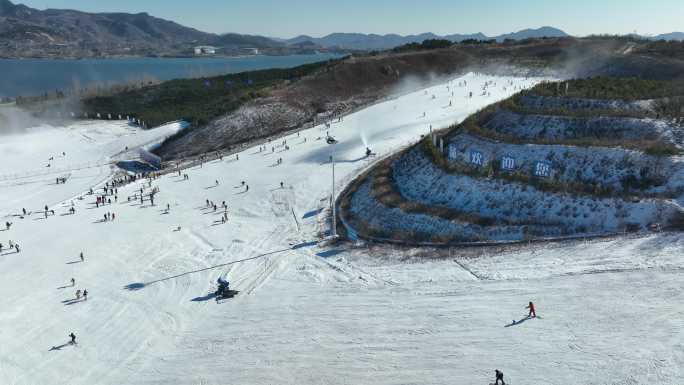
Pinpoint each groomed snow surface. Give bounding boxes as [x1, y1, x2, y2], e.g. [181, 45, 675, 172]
[0, 120, 187, 215]
[1, 73, 683, 385]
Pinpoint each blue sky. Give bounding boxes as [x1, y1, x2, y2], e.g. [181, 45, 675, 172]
[19, 0, 684, 38]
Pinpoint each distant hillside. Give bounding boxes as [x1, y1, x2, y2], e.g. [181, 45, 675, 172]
[494, 26, 568, 42]
[283, 27, 568, 50]
[653, 32, 684, 41]
[0, 2, 575, 57]
[0, 0, 283, 58]
[286, 33, 440, 51]
[445, 32, 489, 42]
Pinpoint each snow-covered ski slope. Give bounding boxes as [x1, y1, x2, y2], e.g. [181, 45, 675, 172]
[0, 120, 186, 214]
[1, 73, 683, 385]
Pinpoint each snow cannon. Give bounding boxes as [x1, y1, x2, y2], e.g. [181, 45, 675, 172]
[215, 277, 238, 302]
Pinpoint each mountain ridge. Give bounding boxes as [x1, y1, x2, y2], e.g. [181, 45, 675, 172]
[2, 0, 682, 58]
[282, 27, 684, 50]
[0, 0, 285, 58]
[281, 27, 568, 50]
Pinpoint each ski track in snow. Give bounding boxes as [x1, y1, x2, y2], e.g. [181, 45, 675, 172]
[1, 73, 684, 385]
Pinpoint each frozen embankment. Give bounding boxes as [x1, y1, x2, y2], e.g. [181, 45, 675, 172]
[340, 87, 684, 244]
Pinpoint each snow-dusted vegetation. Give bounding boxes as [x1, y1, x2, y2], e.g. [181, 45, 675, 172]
[342, 78, 684, 244]
[394, 147, 678, 234]
[482, 108, 676, 142]
[446, 133, 684, 196]
[347, 180, 485, 241]
[517, 94, 653, 113]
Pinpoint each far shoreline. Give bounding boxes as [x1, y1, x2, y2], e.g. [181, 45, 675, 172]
[0, 51, 347, 61]
[0, 52, 345, 99]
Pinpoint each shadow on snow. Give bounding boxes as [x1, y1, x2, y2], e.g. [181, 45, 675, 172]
[123, 243, 314, 291]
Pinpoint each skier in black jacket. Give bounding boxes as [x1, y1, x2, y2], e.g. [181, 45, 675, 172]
[494, 369, 505, 385]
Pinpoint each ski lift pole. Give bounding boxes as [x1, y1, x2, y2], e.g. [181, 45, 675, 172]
[331, 152, 337, 238]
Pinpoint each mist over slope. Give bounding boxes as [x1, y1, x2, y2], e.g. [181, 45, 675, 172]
[0, 104, 45, 134]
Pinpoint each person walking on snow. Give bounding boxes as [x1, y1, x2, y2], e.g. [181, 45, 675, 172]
[526, 301, 536, 318]
[71, 278, 75, 286]
[83, 290, 88, 301]
[80, 252, 84, 262]
[494, 369, 505, 385]
[69, 332, 76, 345]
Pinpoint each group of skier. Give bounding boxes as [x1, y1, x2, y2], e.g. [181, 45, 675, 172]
[64, 253, 88, 347]
[0, 240, 20, 253]
[204, 199, 229, 224]
[4, 169, 174, 350]
[95, 196, 113, 208]
[74, 289, 88, 301]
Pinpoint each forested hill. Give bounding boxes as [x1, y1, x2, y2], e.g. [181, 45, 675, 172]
[0, 0, 284, 58]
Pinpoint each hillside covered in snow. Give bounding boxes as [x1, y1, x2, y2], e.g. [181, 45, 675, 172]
[2, 73, 684, 385]
[341, 77, 684, 244]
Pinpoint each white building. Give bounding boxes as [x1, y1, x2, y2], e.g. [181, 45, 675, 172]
[194, 46, 217, 55]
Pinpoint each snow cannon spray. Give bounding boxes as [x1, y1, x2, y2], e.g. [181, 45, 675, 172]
[360, 131, 373, 157]
[360, 130, 369, 149]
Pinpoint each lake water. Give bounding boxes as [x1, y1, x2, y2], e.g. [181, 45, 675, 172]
[0, 53, 343, 97]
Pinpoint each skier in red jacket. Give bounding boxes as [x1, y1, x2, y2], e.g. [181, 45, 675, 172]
[526, 301, 536, 318]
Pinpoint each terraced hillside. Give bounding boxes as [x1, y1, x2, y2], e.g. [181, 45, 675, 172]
[340, 77, 684, 244]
